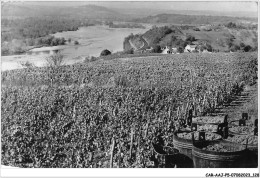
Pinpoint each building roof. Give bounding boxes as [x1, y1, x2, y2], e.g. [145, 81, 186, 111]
[187, 44, 197, 48]
[192, 41, 199, 45]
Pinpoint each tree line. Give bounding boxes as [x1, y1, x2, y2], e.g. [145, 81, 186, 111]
[105, 21, 145, 29]
[1, 36, 68, 56]
[2, 17, 98, 42]
[1, 17, 97, 55]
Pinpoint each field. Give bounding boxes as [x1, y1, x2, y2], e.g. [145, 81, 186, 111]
[1, 52, 258, 168]
[182, 28, 258, 52]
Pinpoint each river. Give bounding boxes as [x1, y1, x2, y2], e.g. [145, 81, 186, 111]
[1, 25, 150, 71]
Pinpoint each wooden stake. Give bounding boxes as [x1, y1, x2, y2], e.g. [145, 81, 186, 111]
[89, 152, 93, 162]
[176, 106, 180, 120]
[136, 136, 140, 161]
[72, 105, 76, 119]
[110, 138, 115, 168]
[145, 119, 149, 139]
[130, 127, 134, 159]
[168, 107, 171, 118]
[117, 142, 121, 168]
[181, 104, 185, 114]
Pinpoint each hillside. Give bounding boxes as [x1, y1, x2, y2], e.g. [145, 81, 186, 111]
[132, 13, 257, 25]
[112, 8, 258, 18]
[2, 4, 128, 20]
[124, 24, 258, 53]
[181, 26, 258, 52]
[142, 26, 184, 46]
[229, 29, 258, 47]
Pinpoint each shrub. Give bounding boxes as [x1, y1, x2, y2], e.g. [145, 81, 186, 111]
[205, 43, 213, 52]
[123, 48, 134, 54]
[58, 38, 66, 45]
[100, 49, 111, 56]
[151, 45, 162, 53]
[244, 45, 252, 52]
[45, 52, 65, 68]
[230, 45, 240, 52]
[240, 42, 245, 48]
[185, 35, 196, 42]
[177, 46, 184, 53]
[19, 61, 35, 69]
[84, 56, 98, 63]
[193, 27, 200, 31]
[226, 22, 237, 28]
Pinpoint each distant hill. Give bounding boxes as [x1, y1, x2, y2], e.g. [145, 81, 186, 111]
[132, 13, 257, 25]
[2, 3, 257, 22]
[66, 5, 128, 20]
[2, 4, 128, 20]
[169, 10, 258, 18]
[111, 8, 258, 19]
[1, 4, 42, 17]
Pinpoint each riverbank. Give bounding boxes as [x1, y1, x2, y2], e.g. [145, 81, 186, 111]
[1, 53, 85, 71]
[1, 25, 149, 71]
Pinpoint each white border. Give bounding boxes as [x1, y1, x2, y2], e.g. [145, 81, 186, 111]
[0, 0, 259, 177]
[1, 168, 259, 177]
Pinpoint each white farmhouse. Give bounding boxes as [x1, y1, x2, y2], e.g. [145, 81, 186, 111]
[161, 46, 171, 54]
[161, 46, 178, 54]
[184, 44, 197, 53]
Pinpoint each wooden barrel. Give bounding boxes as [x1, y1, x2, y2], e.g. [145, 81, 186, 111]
[173, 131, 222, 159]
[229, 119, 257, 136]
[192, 140, 247, 168]
[225, 134, 258, 168]
[152, 143, 193, 168]
[173, 131, 193, 159]
[151, 143, 179, 168]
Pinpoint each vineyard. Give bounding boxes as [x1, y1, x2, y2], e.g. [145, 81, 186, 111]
[1, 52, 258, 168]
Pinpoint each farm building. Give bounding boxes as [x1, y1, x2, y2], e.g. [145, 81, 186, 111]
[184, 44, 197, 53]
[202, 49, 212, 53]
[146, 47, 153, 52]
[161, 46, 171, 54]
[161, 46, 178, 54]
[171, 47, 178, 54]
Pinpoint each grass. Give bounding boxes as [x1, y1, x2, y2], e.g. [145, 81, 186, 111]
[98, 52, 165, 61]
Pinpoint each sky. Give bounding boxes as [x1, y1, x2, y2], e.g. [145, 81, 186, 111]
[20, 1, 258, 13]
[83, 1, 258, 12]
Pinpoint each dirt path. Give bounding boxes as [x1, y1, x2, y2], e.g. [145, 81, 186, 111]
[213, 82, 258, 123]
[129, 36, 148, 51]
[139, 36, 149, 50]
[129, 39, 139, 50]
